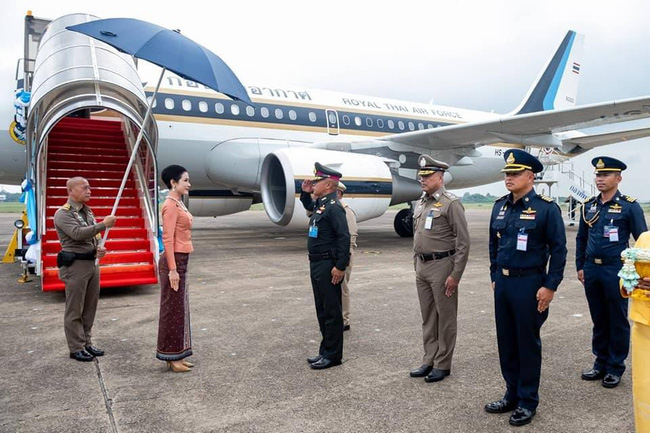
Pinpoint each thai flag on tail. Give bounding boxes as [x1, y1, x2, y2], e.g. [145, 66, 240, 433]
[572, 62, 581, 74]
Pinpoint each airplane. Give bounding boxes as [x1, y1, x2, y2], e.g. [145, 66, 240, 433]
[3, 22, 650, 239]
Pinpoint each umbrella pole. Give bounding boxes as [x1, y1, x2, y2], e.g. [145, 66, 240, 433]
[97, 67, 167, 262]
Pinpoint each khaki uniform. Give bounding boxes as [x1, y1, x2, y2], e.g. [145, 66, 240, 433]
[340, 200, 358, 327]
[413, 187, 470, 369]
[54, 199, 106, 353]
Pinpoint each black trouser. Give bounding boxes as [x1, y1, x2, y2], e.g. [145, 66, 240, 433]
[310, 259, 343, 362]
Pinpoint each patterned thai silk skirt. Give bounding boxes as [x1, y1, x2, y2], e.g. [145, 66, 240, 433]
[156, 253, 192, 361]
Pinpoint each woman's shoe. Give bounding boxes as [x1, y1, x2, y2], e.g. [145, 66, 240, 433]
[166, 361, 191, 372]
[182, 360, 194, 368]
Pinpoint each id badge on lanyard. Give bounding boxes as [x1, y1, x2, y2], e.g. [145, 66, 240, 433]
[604, 221, 619, 242]
[308, 222, 318, 238]
[517, 229, 528, 251]
[424, 210, 434, 230]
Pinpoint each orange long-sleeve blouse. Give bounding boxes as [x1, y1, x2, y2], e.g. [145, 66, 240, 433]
[161, 196, 194, 269]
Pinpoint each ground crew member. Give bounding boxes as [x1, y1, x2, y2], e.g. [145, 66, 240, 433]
[409, 155, 470, 383]
[300, 163, 350, 370]
[336, 182, 358, 331]
[485, 149, 567, 427]
[54, 177, 116, 362]
[576, 157, 647, 388]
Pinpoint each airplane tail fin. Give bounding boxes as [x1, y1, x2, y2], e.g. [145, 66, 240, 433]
[511, 30, 585, 115]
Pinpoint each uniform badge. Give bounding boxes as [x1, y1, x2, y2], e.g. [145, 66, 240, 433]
[507, 153, 515, 164]
[519, 207, 536, 220]
[330, 199, 336, 204]
[608, 204, 622, 214]
[596, 158, 605, 169]
[497, 232, 501, 239]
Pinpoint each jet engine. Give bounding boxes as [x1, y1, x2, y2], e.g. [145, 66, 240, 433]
[260, 148, 421, 227]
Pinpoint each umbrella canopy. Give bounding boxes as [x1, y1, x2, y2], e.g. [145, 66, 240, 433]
[66, 18, 252, 105]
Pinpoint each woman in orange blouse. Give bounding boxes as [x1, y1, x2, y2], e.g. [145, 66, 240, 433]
[156, 165, 194, 372]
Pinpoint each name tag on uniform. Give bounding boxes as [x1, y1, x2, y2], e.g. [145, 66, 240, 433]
[604, 225, 619, 242]
[424, 210, 434, 230]
[308, 225, 318, 238]
[517, 233, 528, 251]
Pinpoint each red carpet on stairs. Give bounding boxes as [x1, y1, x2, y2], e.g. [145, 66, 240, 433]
[41, 117, 159, 291]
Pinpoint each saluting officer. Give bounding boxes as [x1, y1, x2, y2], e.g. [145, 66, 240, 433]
[409, 155, 470, 383]
[576, 157, 647, 388]
[485, 149, 567, 427]
[54, 177, 116, 362]
[300, 163, 351, 370]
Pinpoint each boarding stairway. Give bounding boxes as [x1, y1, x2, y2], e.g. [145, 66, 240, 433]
[40, 117, 158, 291]
[19, 13, 161, 291]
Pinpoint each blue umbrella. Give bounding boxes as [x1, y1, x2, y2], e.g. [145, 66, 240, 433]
[66, 18, 252, 105]
[66, 18, 253, 256]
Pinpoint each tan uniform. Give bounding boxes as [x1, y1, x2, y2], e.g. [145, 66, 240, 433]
[340, 200, 358, 327]
[413, 187, 470, 369]
[54, 199, 106, 353]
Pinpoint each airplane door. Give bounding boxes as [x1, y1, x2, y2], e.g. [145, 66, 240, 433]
[325, 109, 339, 135]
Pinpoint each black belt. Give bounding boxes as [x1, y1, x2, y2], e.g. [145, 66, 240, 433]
[499, 267, 544, 277]
[586, 255, 622, 265]
[417, 250, 456, 262]
[72, 252, 96, 260]
[308, 252, 336, 262]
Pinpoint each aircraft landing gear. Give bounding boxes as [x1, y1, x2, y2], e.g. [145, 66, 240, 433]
[394, 208, 414, 238]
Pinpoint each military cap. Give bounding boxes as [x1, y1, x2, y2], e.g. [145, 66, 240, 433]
[591, 156, 627, 173]
[501, 149, 544, 174]
[337, 182, 347, 192]
[312, 162, 342, 181]
[417, 154, 449, 176]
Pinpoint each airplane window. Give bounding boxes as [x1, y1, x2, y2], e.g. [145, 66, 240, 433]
[354, 116, 362, 127]
[328, 113, 337, 124]
[408, 121, 415, 131]
[164, 98, 174, 110]
[342, 115, 350, 125]
[275, 108, 284, 119]
[246, 106, 255, 117]
[366, 118, 373, 127]
[309, 112, 317, 122]
[215, 102, 224, 114]
[377, 119, 384, 128]
[261, 107, 270, 118]
[418, 122, 424, 130]
[387, 119, 395, 129]
[398, 121, 405, 130]
[147, 96, 157, 108]
[231, 104, 240, 115]
[199, 101, 208, 113]
[427, 124, 434, 129]
[289, 110, 297, 121]
[182, 100, 192, 111]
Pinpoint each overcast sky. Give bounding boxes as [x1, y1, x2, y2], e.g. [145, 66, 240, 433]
[3, 0, 650, 197]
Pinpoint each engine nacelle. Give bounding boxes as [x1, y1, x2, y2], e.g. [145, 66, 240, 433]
[261, 148, 420, 226]
[188, 194, 254, 217]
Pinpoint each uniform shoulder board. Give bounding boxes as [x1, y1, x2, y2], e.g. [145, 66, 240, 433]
[624, 195, 637, 203]
[584, 196, 596, 204]
[538, 194, 554, 203]
[494, 194, 508, 203]
[443, 191, 458, 201]
[61, 203, 71, 210]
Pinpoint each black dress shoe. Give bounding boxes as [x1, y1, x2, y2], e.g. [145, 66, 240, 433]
[85, 346, 105, 357]
[484, 398, 517, 414]
[509, 407, 536, 426]
[602, 373, 621, 388]
[70, 350, 93, 362]
[424, 368, 450, 383]
[581, 367, 605, 380]
[309, 358, 342, 370]
[307, 355, 323, 364]
[343, 325, 350, 331]
[409, 364, 433, 378]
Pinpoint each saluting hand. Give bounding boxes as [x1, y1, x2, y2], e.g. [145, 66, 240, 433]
[331, 267, 345, 285]
[96, 246, 107, 259]
[301, 179, 313, 193]
[444, 276, 459, 297]
[536, 287, 554, 313]
[103, 215, 117, 228]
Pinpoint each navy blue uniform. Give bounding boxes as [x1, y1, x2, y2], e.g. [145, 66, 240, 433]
[489, 188, 567, 411]
[576, 190, 647, 376]
[301, 191, 350, 363]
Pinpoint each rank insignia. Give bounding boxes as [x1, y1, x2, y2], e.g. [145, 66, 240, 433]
[433, 202, 443, 208]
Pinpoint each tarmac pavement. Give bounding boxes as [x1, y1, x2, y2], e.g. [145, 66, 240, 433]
[0, 209, 634, 432]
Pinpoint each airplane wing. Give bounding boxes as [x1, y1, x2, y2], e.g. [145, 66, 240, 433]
[561, 126, 650, 150]
[375, 96, 650, 151]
